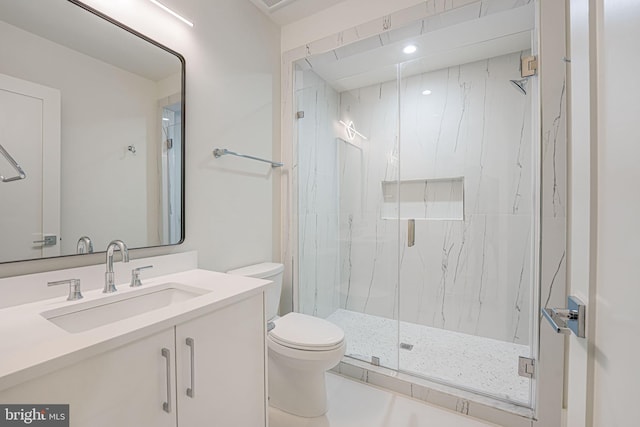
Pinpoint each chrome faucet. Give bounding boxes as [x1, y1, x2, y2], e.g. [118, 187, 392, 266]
[76, 236, 94, 254]
[103, 240, 129, 293]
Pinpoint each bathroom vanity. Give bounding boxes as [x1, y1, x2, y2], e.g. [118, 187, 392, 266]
[0, 262, 270, 427]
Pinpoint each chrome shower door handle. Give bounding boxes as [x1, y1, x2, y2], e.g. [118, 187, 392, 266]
[408, 219, 415, 247]
[186, 337, 195, 398]
[542, 296, 586, 338]
[161, 348, 172, 413]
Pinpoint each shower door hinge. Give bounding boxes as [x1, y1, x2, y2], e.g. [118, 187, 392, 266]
[521, 55, 538, 77]
[296, 111, 305, 119]
[166, 138, 173, 150]
[518, 356, 536, 379]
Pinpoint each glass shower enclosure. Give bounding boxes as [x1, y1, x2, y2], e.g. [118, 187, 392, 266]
[295, 1, 539, 408]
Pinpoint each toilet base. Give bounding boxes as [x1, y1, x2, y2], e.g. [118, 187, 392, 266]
[269, 359, 329, 417]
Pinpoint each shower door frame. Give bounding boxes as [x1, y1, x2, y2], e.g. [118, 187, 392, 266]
[281, 0, 568, 424]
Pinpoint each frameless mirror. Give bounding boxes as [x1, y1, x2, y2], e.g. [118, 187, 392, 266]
[0, 0, 185, 263]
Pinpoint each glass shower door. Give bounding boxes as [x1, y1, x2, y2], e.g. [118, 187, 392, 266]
[295, 65, 400, 371]
[396, 47, 538, 406]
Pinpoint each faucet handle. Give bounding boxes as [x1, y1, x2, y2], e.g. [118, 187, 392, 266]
[48, 279, 83, 301]
[131, 265, 153, 287]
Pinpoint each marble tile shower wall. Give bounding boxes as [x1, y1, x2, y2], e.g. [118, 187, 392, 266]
[297, 70, 342, 318]
[338, 52, 533, 345]
[338, 78, 401, 322]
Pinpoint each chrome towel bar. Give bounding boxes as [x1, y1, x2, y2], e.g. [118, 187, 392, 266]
[213, 148, 283, 168]
[0, 142, 26, 182]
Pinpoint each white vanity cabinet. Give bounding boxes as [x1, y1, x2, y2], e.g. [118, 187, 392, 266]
[0, 293, 267, 427]
[175, 292, 266, 426]
[0, 328, 178, 427]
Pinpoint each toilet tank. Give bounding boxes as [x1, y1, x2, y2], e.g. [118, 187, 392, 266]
[227, 262, 284, 321]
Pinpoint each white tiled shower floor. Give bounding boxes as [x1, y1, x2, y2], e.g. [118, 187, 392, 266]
[325, 309, 530, 404]
[269, 373, 498, 427]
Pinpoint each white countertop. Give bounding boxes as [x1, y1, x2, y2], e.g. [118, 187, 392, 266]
[0, 269, 272, 393]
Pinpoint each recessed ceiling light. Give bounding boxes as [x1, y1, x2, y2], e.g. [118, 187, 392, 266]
[422, 89, 432, 95]
[403, 45, 417, 54]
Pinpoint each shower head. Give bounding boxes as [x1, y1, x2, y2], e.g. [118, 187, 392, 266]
[510, 78, 528, 95]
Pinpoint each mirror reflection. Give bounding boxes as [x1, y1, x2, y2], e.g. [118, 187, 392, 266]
[0, 0, 184, 263]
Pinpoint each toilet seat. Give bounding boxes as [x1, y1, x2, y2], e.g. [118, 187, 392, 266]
[270, 312, 345, 351]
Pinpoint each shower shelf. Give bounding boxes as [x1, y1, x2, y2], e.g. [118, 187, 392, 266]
[380, 177, 464, 220]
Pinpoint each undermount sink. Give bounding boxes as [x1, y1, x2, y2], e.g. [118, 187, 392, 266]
[41, 282, 209, 333]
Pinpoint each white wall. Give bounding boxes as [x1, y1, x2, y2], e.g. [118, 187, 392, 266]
[0, 0, 280, 278]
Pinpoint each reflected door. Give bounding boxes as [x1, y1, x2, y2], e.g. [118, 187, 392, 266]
[0, 74, 60, 260]
[160, 102, 182, 245]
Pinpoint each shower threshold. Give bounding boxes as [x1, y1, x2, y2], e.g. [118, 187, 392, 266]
[326, 309, 531, 405]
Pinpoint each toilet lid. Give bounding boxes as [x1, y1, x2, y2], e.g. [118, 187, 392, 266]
[270, 312, 345, 350]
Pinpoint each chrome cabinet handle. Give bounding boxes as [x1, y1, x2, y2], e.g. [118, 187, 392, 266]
[408, 219, 415, 247]
[161, 348, 172, 413]
[186, 337, 195, 398]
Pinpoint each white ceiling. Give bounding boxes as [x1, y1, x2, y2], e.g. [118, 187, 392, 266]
[248, 0, 345, 26]
[297, 3, 535, 92]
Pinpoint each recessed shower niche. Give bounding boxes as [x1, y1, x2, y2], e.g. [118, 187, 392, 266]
[381, 177, 464, 220]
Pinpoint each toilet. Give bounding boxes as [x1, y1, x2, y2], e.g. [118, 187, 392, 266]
[227, 262, 346, 418]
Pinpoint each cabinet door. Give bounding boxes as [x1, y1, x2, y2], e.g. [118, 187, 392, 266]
[176, 293, 266, 427]
[0, 328, 177, 427]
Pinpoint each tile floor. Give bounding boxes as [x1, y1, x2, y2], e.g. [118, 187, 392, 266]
[326, 309, 530, 403]
[269, 373, 499, 427]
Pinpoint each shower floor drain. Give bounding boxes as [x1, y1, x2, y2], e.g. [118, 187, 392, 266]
[400, 342, 414, 351]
